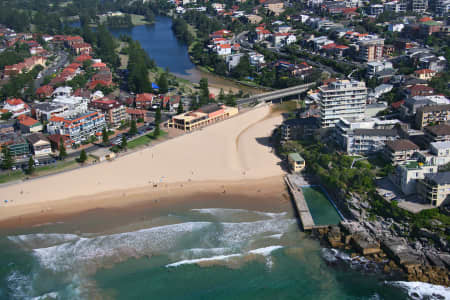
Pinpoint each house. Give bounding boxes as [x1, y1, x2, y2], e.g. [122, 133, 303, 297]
[35, 85, 54, 99]
[384, 139, 420, 164]
[405, 85, 435, 98]
[126, 108, 152, 123]
[26, 133, 51, 157]
[17, 115, 43, 133]
[226, 53, 245, 70]
[264, 0, 285, 15]
[216, 44, 232, 56]
[417, 172, 450, 206]
[414, 69, 436, 81]
[0, 121, 14, 134]
[2, 98, 30, 118]
[53, 86, 73, 97]
[425, 124, 450, 143]
[288, 152, 305, 173]
[249, 52, 265, 67]
[366, 61, 393, 77]
[135, 93, 155, 109]
[4, 56, 46, 77]
[74, 54, 92, 63]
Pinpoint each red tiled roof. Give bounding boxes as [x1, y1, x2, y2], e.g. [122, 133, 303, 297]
[136, 93, 154, 102]
[19, 116, 40, 127]
[415, 69, 435, 74]
[36, 85, 54, 96]
[6, 98, 25, 106]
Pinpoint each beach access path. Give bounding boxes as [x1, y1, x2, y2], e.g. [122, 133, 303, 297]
[0, 105, 285, 222]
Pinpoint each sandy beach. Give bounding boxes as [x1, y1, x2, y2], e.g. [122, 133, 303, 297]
[0, 105, 286, 227]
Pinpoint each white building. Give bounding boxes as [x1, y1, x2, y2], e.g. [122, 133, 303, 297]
[215, 44, 231, 56]
[367, 61, 393, 77]
[390, 160, 438, 195]
[52, 95, 89, 118]
[318, 80, 368, 128]
[226, 53, 245, 70]
[52, 86, 73, 98]
[249, 52, 265, 66]
[335, 117, 400, 154]
[430, 141, 450, 166]
[388, 23, 405, 32]
[384, 1, 407, 12]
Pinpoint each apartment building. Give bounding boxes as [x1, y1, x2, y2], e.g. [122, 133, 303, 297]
[168, 104, 238, 132]
[89, 98, 128, 128]
[359, 38, 384, 62]
[390, 160, 438, 195]
[417, 172, 450, 206]
[425, 124, 450, 143]
[410, 0, 428, 12]
[334, 118, 400, 155]
[430, 141, 450, 166]
[47, 111, 106, 144]
[415, 104, 450, 129]
[280, 117, 319, 142]
[384, 139, 420, 164]
[318, 80, 367, 128]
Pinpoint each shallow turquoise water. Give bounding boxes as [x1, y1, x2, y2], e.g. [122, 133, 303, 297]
[0, 207, 438, 299]
[303, 186, 342, 226]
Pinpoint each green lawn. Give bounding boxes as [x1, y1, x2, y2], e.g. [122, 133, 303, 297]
[0, 170, 25, 184]
[34, 160, 78, 176]
[127, 131, 168, 150]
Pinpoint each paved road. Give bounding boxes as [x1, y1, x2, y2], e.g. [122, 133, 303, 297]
[34, 50, 69, 89]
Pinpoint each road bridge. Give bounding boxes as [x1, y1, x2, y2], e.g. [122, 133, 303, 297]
[237, 82, 315, 106]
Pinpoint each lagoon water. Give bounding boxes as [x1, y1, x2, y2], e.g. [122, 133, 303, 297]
[0, 206, 441, 299]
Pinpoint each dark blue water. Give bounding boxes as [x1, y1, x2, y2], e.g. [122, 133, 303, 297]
[109, 16, 197, 78]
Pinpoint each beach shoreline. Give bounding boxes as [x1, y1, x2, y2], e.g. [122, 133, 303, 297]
[0, 105, 287, 230]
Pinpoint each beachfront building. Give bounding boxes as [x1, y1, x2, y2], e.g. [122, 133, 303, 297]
[280, 117, 319, 142]
[26, 133, 51, 157]
[417, 172, 450, 207]
[167, 104, 239, 132]
[334, 118, 400, 155]
[47, 111, 106, 144]
[288, 152, 306, 173]
[89, 98, 128, 128]
[318, 80, 367, 128]
[0, 132, 29, 158]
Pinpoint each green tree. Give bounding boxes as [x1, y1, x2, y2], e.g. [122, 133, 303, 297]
[1, 147, 14, 170]
[153, 123, 160, 137]
[102, 127, 109, 145]
[26, 156, 35, 175]
[120, 135, 128, 150]
[58, 138, 67, 160]
[78, 149, 87, 163]
[157, 72, 169, 94]
[177, 101, 184, 115]
[155, 107, 161, 125]
[129, 120, 138, 136]
[199, 78, 209, 98]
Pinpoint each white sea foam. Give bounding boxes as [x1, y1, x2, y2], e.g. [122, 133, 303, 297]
[7, 271, 33, 300]
[33, 222, 211, 273]
[192, 208, 287, 219]
[266, 233, 283, 239]
[248, 245, 283, 256]
[388, 281, 450, 300]
[167, 245, 283, 268]
[166, 253, 243, 267]
[31, 292, 59, 300]
[8, 233, 80, 250]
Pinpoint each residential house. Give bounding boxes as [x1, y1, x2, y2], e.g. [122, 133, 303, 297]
[126, 108, 152, 123]
[17, 115, 43, 133]
[135, 93, 155, 110]
[264, 0, 285, 15]
[216, 44, 232, 56]
[429, 141, 450, 166]
[0, 121, 14, 134]
[26, 133, 51, 157]
[367, 61, 393, 77]
[2, 98, 30, 118]
[384, 139, 420, 164]
[4, 56, 46, 77]
[414, 69, 436, 81]
[35, 85, 54, 99]
[405, 85, 435, 98]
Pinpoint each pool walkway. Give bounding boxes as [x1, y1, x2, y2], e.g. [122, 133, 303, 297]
[284, 174, 317, 230]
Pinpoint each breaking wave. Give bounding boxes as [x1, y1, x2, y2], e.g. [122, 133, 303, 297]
[388, 281, 450, 300]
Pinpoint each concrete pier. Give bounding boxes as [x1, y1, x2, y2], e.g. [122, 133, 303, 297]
[284, 174, 315, 230]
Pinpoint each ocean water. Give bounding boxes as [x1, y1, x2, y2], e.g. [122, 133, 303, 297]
[0, 207, 449, 300]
